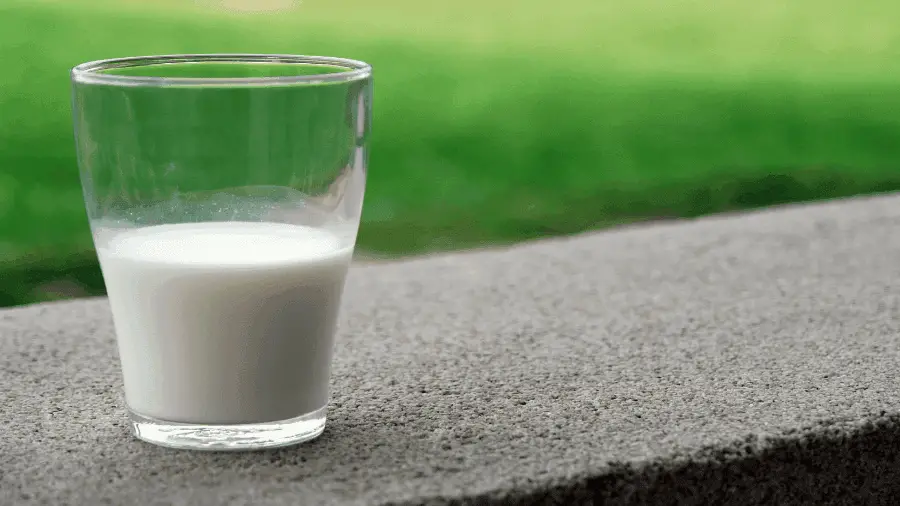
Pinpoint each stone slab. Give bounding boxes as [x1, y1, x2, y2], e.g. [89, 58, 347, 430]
[4, 195, 900, 505]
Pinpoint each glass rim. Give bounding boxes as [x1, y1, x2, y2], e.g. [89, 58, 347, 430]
[71, 53, 372, 87]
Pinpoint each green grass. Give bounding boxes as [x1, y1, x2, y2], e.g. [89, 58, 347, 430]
[2, 0, 900, 305]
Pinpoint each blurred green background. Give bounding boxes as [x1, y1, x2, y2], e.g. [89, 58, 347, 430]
[2, 0, 900, 306]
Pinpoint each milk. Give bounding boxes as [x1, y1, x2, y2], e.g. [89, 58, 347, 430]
[97, 222, 353, 424]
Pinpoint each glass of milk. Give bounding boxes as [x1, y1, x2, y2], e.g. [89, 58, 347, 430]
[70, 54, 372, 450]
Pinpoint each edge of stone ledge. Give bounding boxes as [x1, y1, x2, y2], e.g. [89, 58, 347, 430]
[355, 191, 900, 267]
[0, 296, 109, 314]
[394, 411, 900, 505]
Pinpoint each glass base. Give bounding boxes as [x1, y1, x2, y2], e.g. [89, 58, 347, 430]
[129, 406, 327, 451]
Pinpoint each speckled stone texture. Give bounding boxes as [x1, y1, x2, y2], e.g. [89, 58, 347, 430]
[4, 195, 900, 505]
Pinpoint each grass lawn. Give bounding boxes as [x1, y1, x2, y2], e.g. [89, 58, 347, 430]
[1, 0, 900, 305]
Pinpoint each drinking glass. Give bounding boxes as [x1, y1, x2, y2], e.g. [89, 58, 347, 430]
[71, 54, 372, 450]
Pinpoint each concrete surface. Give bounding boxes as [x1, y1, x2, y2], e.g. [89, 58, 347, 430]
[4, 194, 900, 505]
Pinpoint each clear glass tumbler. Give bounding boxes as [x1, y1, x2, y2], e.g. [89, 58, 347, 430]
[71, 54, 372, 450]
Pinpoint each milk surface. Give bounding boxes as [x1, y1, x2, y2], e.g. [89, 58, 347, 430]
[97, 222, 353, 424]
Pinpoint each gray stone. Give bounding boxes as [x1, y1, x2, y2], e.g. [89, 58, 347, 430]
[4, 194, 900, 505]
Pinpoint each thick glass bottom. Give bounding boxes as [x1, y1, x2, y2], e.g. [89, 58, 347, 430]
[129, 406, 327, 451]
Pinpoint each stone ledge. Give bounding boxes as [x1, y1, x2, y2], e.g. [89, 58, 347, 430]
[3, 194, 900, 505]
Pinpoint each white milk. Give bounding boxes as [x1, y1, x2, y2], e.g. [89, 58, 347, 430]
[97, 222, 353, 424]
